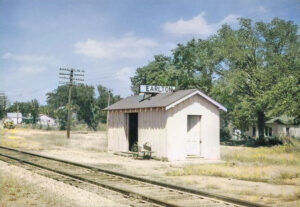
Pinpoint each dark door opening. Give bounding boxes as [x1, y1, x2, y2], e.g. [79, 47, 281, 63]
[128, 113, 138, 151]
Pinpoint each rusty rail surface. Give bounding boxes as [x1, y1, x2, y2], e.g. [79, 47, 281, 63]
[0, 146, 269, 207]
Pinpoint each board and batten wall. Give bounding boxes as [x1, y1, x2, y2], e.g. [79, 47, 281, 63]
[138, 109, 168, 158]
[107, 109, 168, 158]
[166, 95, 220, 161]
[107, 111, 128, 152]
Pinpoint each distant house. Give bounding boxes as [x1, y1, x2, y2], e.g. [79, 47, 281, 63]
[38, 114, 56, 127]
[245, 116, 300, 139]
[7, 112, 22, 124]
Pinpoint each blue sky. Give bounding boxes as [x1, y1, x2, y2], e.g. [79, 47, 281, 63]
[1, 0, 299, 105]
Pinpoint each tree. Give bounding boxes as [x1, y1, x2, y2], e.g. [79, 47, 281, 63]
[130, 17, 299, 142]
[46, 84, 121, 130]
[131, 55, 174, 94]
[213, 18, 300, 140]
[7, 101, 32, 116]
[131, 40, 223, 95]
[0, 93, 8, 119]
[75, 85, 99, 130]
[5, 99, 40, 124]
[172, 39, 222, 93]
[39, 106, 55, 118]
[47, 84, 100, 130]
[97, 85, 121, 123]
[30, 99, 39, 124]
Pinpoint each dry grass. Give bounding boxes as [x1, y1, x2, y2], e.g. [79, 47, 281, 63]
[222, 143, 300, 165]
[166, 140, 300, 185]
[0, 173, 63, 207]
[0, 127, 107, 152]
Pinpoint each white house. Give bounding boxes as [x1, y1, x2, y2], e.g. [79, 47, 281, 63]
[38, 114, 56, 127]
[245, 116, 300, 139]
[105, 89, 227, 161]
[7, 112, 22, 124]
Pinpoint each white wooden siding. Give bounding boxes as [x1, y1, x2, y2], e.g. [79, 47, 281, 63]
[166, 95, 220, 161]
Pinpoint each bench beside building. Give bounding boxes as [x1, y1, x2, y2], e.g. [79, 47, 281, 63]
[105, 89, 227, 161]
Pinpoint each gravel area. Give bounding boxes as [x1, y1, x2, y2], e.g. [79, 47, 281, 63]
[0, 160, 129, 207]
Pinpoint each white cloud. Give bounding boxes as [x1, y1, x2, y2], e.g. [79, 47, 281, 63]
[18, 66, 47, 73]
[115, 67, 134, 81]
[258, 5, 267, 13]
[2, 52, 56, 64]
[74, 36, 158, 60]
[162, 12, 239, 38]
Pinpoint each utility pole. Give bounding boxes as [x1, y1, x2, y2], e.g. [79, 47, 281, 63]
[66, 69, 73, 138]
[59, 68, 84, 138]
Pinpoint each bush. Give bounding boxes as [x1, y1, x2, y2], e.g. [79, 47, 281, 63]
[220, 127, 231, 141]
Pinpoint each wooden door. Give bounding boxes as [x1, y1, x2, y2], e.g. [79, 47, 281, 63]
[186, 115, 201, 155]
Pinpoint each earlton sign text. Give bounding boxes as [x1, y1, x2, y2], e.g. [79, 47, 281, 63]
[140, 85, 175, 93]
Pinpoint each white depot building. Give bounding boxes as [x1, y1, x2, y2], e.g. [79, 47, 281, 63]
[105, 88, 227, 161]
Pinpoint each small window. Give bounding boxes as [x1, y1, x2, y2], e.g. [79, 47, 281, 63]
[286, 127, 290, 136]
[187, 115, 199, 132]
[269, 127, 272, 136]
[252, 127, 256, 137]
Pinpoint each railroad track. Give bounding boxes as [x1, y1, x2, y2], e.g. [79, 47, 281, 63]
[0, 146, 268, 207]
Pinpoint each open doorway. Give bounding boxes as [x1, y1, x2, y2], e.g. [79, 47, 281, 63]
[128, 113, 138, 151]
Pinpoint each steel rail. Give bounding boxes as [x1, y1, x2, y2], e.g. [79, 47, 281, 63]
[0, 146, 269, 207]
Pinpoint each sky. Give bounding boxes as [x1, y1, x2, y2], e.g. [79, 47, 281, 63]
[1, 0, 299, 105]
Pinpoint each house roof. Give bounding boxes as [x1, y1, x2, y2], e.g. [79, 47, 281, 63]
[266, 115, 297, 125]
[7, 113, 22, 118]
[105, 89, 227, 112]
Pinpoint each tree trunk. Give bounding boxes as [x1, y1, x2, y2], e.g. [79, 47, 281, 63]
[257, 110, 265, 141]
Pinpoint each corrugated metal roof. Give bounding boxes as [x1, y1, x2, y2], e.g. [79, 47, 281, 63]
[105, 89, 227, 111]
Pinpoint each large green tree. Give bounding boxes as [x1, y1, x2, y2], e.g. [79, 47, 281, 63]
[131, 55, 174, 94]
[131, 40, 222, 95]
[213, 18, 300, 139]
[172, 39, 222, 93]
[131, 17, 300, 141]
[46, 84, 121, 129]
[47, 84, 100, 130]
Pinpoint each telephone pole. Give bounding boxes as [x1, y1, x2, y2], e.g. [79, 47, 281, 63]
[59, 68, 84, 138]
[66, 69, 73, 138]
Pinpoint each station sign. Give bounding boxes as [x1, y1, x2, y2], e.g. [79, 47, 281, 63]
[140, 85, 175, 93]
